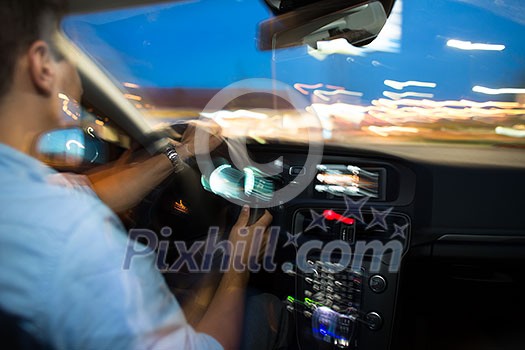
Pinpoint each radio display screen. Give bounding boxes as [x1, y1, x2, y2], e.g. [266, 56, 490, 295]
[315, 164, 385, 199]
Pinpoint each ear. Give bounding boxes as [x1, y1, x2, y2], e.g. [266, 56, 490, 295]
[27, 40, 57, 96]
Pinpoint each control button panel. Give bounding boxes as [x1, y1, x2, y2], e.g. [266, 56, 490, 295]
[285, 260, 364, 348]
[306, 261, 363, 318]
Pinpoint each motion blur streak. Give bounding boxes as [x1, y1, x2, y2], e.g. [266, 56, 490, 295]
[382, 91, 434, 100]
[368, 126, 419, 137]
[314, 89, 363, 101]
[61, 100, 80, 121]
[65, 140, 85, 150]
[446, 39, 505, 51]
[383, 80, 437, 90]
[123, 82, 140, 89]
[473, 85, 525, 95]
[368, 98, 525, 122]
[58, 93, 70, 101]
[495, 126, 525, 138]
[294, 83, 324, 95]
[123, 93, 143, 101]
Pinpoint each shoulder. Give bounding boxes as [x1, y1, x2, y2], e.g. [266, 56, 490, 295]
[1, 174, 117, 236]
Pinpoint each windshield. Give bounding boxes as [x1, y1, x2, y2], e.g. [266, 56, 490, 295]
[62, 0, 525, 148]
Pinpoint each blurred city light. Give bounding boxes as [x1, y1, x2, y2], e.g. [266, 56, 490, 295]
[473, 85, 525, 95]
[384, 80, 436, 90]
[447, 39, 505, 51]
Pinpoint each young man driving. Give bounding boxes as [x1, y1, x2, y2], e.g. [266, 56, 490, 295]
[0, 1, 284, 349]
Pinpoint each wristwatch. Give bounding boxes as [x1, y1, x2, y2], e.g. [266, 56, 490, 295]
[164, 144, 185, 173]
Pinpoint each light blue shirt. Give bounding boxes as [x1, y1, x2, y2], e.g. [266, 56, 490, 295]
[0, 143, 222, 350]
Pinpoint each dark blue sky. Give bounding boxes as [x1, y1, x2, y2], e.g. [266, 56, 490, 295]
[63, 0, 525, 103]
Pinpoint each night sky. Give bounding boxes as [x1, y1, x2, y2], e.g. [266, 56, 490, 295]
[63, 0, 525, 103]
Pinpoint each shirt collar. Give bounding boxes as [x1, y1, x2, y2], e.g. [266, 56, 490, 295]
[0, 143, 56, 181]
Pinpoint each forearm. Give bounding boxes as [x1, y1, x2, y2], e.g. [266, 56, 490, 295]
[195, 270, 249, 350]
[88, 154, 173, 213]
[181, 272, 222, 327]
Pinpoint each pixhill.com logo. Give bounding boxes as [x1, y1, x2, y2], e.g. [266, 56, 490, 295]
[123, 196, 408, 274]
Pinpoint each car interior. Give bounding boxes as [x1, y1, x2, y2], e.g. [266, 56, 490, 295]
[13, 0, 525, 349]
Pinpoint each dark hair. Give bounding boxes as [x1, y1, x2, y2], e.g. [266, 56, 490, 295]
[0, 0, 67, 99]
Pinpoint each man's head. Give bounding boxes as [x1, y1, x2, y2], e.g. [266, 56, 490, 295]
[0, 0, 82, 137]
[0, 0, 67, 97]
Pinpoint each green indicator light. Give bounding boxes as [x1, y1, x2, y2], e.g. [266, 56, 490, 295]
[305, 298, 322, 306]
[287, 296, 295, 303]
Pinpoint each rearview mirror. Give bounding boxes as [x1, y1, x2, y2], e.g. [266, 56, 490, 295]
[259, 0, 389, 50]
[34, 127, 108, 169]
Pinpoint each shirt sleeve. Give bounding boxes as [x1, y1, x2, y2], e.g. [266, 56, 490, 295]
[43, 202, 223, 350]
[46, 173, 96, 197]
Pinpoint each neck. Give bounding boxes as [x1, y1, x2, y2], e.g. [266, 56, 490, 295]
[0, 92, 54, 156]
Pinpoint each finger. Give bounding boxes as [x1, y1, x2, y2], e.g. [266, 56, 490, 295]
[260, 229, 271, 249]
[263, 227, 271, 242]
[207, 121, 222, 136]
[187, 120, 207, 133]
[181, 123, 196, 143]
[235, 205, 250, 228]
[116, 148, 133, 166]
[258, 233, 270, 261]
[253, 228, 266, 250]
[193, 119, 222, 136]
[164, 127, 183, 140]
[202, 118, 221, 129]
[254, 210, 273, 228]
[259, 237, 269, 252]
[168, 139, 183, 148]
[209, 134, 225, 147]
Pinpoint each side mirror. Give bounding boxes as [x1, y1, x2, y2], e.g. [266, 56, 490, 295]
[34, 127, 108, 169]
[259, 0, 389, 50]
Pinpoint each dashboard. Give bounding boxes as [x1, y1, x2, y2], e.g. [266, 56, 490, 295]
[146, 141, 525, 350]
[239, 143, 525, 350]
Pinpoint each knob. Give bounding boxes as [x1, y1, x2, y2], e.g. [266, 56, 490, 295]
[365, 312, 383, 331]
[369, 275, 387, 293]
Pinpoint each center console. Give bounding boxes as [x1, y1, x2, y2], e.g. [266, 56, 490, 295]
[262, 151, 416, 350]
